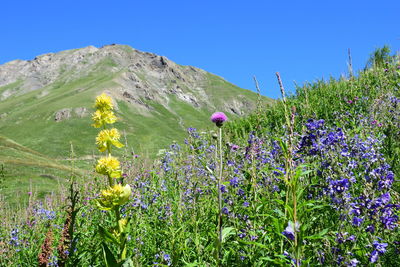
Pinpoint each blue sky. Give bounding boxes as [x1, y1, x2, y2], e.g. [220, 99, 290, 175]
[0, 0, 399, 98]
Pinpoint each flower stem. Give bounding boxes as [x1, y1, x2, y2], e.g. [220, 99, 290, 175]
[217, 126, 223, 264]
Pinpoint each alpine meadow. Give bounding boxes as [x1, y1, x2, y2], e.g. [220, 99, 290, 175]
[0, 45, 399, 266]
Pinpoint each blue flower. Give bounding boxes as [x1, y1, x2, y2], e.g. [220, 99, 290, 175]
[282, 221, 300, 241]
[346, 258, 359, 266]
[352, 217, 363, 227]
[369, 241, 388, 263]
[222, 207, 229, 215]
[229, 177, 239, 187]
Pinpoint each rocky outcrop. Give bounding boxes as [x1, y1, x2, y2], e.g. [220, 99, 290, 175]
[55, 109, 71, 122]
[54, 107, 88, 122]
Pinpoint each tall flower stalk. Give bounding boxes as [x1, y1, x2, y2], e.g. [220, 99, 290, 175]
[211, 112, 227, 265]
[276, 73, 302, 266]
[92, 93, 132, 266]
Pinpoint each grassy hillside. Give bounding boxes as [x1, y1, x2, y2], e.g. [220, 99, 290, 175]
[227, 65, 400, 175]
[0, 135, 76, 207]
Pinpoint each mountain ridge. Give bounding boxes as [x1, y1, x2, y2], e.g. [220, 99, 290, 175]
[0, 44, 272, 158]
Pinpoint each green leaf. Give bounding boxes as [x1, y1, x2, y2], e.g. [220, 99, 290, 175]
[304, 228, 329, 240]
[121, 258, 134, 267]
[239, 240, 269, 249]
[182, 261, 200, 267]
[99, 226, 120, 245]
[221, 227, 236, 243]
[102, 242, 118, 267]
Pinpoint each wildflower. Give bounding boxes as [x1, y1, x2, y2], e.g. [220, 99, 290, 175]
[282, 221, 300, 241]
[210, 112, 228, 127]
[230, 144, 239, 151]
[369, 250, 379, 263]
[366, 225, 375, 233]
[9, 228, 20, 247]
[222, 207, 229, 215]
[95, 184, 132, 210]
[95, 156, 122, 178]
[92, 109, 117, 128]
[369, 241, 388, 263]
[35, 207, 56, 220]
[220, 185, 227, 193]
[229, 177, 239, 187]
[352, 217, 363, 227]
[95, 93, 114, 111]
[163, 254, 171, 266]
[346, 258, 359, 266]
[96, 128, 124, 152]
[330, 178, 350, 194]
[373, 240, 388, 254]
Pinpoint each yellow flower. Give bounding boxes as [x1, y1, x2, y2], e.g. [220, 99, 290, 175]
[95, 156, 121, 178]
[95, 184, 132, 210]
[92, 110, 117, 128]
[96, 128, 124, 152]
[95, 93, 114, 111]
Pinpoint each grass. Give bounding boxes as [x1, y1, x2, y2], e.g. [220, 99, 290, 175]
[0, 135, 77, 207]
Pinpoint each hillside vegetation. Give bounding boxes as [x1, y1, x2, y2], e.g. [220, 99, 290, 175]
[0, 47, 399, 266]
[0, 135, 78, 206]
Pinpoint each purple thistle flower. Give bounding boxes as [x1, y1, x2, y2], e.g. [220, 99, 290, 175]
[210, 112, 228, 127]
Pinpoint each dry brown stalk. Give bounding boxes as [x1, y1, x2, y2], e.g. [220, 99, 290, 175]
[38, 227, 53, 267]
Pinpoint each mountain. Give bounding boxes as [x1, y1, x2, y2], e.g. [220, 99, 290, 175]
[0, 44, 271, 159]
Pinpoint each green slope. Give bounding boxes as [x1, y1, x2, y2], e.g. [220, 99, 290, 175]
[0, 135, 76, 207]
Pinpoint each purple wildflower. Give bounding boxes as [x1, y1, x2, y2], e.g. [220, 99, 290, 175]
[282, 221, 300, 241]
[369, 240, 388, 263]
[222, 207, 229, 215]
[210, 112, 228, 127]
[369, 250, 379, 263]
[352, 217, 363, 227]
[346, 258, 359, 266]
[366, 225, 375, 233]
[230, 144, 239, 151]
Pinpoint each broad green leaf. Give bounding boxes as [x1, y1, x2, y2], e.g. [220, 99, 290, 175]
[102, 242, 118, 267]
[222, 227, 236, 243]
